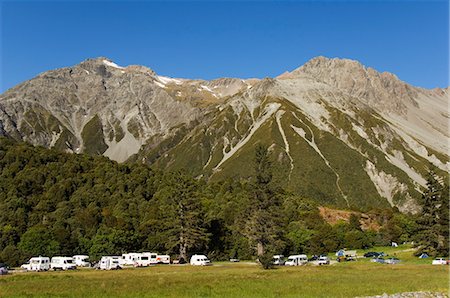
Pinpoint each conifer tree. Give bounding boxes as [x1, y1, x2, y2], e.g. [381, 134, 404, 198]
[416, 169, 449, 257]
[244, 144, 282, 257]
[155, 172, 209, 261]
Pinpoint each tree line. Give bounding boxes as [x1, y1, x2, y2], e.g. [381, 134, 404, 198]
[0, 138, 447, 266]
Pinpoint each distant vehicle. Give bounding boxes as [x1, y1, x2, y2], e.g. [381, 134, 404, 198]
[73, 255, 90, 267]
[371, 257, 385, 264]
[432, 258, 448, 265]
[364, 252, 380, 258]
[156, 254, 171, 264]
[385, 257, 400, 264]
[51, 257, 76, 270]
[134, 252, 157, 267]
[120, 253, 141, 266]
[21, 256, 50, 271]
[190, 254, 211, 266]
[285, 255, 308, 266]
[98, 256, 121, 270]
[318, 256, 330, 265]
[0, 263, 8, 275]
[272, 255, 285, 265]
[229, 258, 240, 262]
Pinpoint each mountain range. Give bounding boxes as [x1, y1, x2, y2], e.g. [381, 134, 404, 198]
[0, 56, 448, 213]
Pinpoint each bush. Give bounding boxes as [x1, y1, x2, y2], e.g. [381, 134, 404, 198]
[258, 252, 274, 270]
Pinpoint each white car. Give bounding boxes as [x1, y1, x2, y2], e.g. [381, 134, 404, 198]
[432, 258, 448, 265]
[318, 256, 330, 265]
[190, 254, 211, 266]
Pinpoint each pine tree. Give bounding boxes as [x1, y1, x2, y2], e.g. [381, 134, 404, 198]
[155, 172, 209, 261]
[416, 169, 449, 257]
[244, 144, 282, 257]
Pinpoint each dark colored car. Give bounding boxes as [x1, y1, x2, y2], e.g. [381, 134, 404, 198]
[364, 252, 380, 258]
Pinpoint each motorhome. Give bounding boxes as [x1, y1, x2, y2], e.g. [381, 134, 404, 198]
[73, 255, 90, 267]
[98, 256, 121, 270]
[156, 255, 171, 264]
[134, 252, 158, 267]
[21, 256, 50, 271]
[190, 254, 211, 266]
[120, 253, 141, 266]
[51, 257, 76, 270]
[285, 255, 308, 266]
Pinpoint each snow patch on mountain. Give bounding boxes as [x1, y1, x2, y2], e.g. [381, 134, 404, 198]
[103, 60, 124, 69]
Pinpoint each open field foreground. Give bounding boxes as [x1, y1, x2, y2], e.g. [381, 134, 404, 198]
[0, 262, 448, 298]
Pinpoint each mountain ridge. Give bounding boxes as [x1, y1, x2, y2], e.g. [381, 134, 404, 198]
[1, 56, 448, 213]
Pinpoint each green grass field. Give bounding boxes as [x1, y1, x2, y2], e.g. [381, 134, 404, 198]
[1, 259, 448, 298]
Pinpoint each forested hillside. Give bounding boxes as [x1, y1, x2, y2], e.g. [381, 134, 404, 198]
[0, 138, 446, 266]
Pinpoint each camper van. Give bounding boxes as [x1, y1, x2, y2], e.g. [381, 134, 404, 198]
[73, 255, 90, 267]
[190, 254, 211, 266]
[272, 255, 285, 265]
[51, 257, 76, 270]
[120, 253, 141, 266]
[21, 256, 50, 271]
[156, 255, 171, 264]
[134, 252, 158, 267]
[98, 256, 121, 270]
[285, 255, 308, 266]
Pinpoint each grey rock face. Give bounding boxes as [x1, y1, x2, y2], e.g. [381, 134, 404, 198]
[0, 56, 448, 212]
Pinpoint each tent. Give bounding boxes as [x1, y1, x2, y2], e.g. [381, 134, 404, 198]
[419, 253, 429, 259]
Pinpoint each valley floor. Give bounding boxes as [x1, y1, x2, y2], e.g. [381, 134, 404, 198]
[1, 261, 448, 297]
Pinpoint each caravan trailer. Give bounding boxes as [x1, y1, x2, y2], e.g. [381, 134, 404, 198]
[98, 256, 121, 270]
[156, 255, 171, 264]
[120, 253, 141, 266]
[134, 252, 157, 267]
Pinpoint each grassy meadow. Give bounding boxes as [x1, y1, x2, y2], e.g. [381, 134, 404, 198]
[1, 253, 448, 298]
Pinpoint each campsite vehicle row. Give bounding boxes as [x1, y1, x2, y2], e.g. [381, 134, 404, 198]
[19, 253, 210, 272]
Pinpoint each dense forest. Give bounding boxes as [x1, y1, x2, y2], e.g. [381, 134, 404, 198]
[0, 137, 447, 266]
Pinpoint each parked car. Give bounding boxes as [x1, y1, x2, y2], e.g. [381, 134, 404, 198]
[285, 255, 308, 266]
[385, 257, 400, 264]
[371, 257, 385, 264]
[272, 255, 285, 265]
[0, 263, 8, 275]
[51, 257, 76, 270]
[190, 255, 211, 266]
[318, 256, 330, 265]
[364, 252, 380, 258]
[432, 258, 448, 265]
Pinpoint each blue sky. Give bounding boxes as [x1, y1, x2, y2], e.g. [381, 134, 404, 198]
[1, 0, 448, 92]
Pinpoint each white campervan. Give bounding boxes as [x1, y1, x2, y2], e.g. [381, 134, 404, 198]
[51, 257, 76, 270]
[134, 252, 158, 267]
[285, 255, 308, 266]
[73, 255, 90, 267]
[98, 256, 121, 270]
[190, 254, 211, 266]
[120, 253, 141, 266]
[156, 255, 171, 264]
[21, 256, 50, 271]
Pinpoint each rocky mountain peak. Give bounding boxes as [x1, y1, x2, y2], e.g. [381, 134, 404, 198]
[285, 56, 419, 114]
